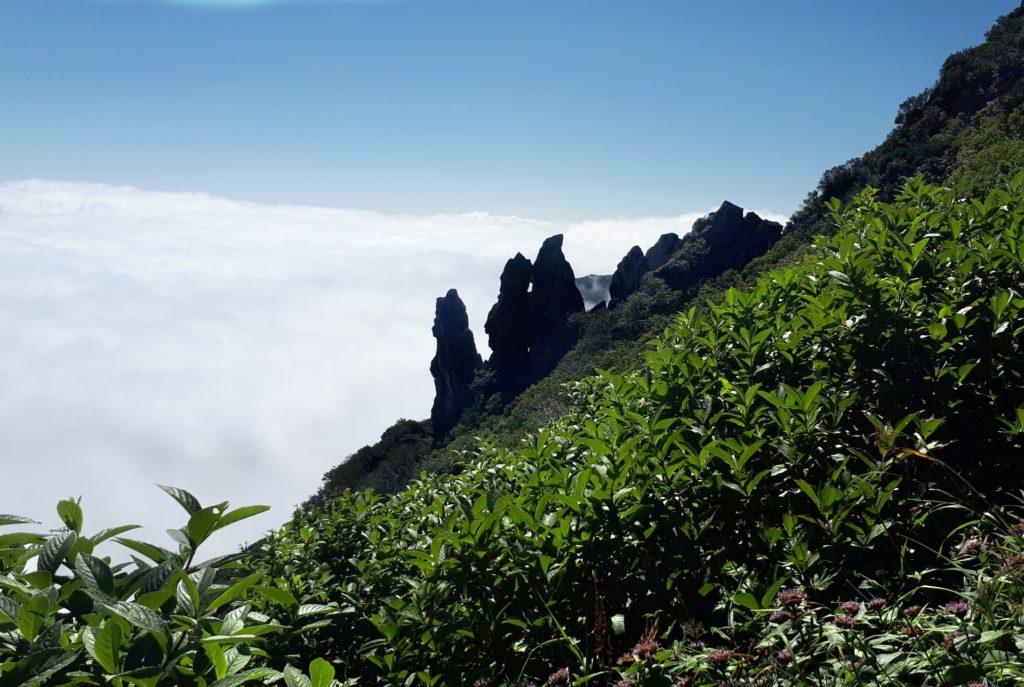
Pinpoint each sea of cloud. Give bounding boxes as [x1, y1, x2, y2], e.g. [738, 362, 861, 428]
[0, 179, 786, 554]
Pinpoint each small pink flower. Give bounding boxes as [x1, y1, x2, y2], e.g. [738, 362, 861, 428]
[706, 650, 731, 668]
[866, 597, 887, 611]
[961, 539, 983, 556]
[840, 601, 861, 616]
[835, 615, 856, 629]
[547, 668, 570, 685]
[1002, 553, 1024, 571]
[776, 588, 807, 607]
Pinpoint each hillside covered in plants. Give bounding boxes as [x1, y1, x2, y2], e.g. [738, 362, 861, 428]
[5, 5, 1024, 687]
[5, 176, 1024, 686]
[308, 3, 1024, 502]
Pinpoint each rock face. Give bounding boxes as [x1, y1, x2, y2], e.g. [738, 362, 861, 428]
[575, 274, 612, 309]
[429, 289, 482, 438]
[655, 202, 783, 293]
[608, 245, 648, 307]
[644, 232, 684, 271]
[427, 207, 780, 441]
[528, 234, 585, 379]
[484, 253, 533, 401]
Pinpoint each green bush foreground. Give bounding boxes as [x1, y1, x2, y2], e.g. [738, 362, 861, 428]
[4, 177, 1024, 685]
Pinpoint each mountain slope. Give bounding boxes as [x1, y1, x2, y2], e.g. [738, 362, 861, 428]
[264, 177, 1024, 685]
[8, 175, 1024, 687]
[308, 4, 1024, 506]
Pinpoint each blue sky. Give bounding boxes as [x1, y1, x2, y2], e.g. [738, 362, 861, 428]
[1, 0, 1018, 219]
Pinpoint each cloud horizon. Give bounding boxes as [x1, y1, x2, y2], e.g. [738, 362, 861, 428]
[0, 178, 787, 554]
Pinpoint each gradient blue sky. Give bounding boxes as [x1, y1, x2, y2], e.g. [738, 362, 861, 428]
[1, 0, 1018, 219]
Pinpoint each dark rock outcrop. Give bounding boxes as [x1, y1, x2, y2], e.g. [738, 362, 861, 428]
[644, 232, 684, 272]
[429, 289, 481, 438]
[655, 202, 783, 294]
[608, 245, 648, 307]
[528, 234, 585, 380]
[575, 274, 612, 309]
[484, 254, 533, 401]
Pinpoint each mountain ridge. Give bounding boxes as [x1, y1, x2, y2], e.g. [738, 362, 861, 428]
[307, 3, 1024, 506]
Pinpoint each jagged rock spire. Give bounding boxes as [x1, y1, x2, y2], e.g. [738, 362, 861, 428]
[484, 253, 533, 401]
[528, 234, 584, 379]
[608, 245, 648, 307]
[655, 201, 782, 293]
[429, 289, 481, 438]
[643, 232, 684, 272]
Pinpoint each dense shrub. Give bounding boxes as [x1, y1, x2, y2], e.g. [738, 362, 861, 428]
[616, 509, 1024, 685]
[5, 179, 1024, 685]
[0, 488, 340, 687]
[255, 177, 1024, 685]
[314, 6, 1024, 498]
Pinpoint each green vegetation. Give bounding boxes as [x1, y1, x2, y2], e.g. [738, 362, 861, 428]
[6, 9, 1024, 685]
[306, 420, 434, 508]
[0, 488, 341, 686]
[8, 177, 1013, 685]
[311, 6, 1024, 500]
[254, 179, 1024, 685]
[5, 178, 1024, 685]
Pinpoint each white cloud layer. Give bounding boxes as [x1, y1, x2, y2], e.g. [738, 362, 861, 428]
[0, 179, 786, 554]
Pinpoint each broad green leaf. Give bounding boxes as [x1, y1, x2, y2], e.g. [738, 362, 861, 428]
[207, 572, 263, 613]
[74, 553, 115, 600]
[102, 600, 169, 638]
[308, 658, 335, 687]
[188, 505, 225, 548]
[0, 532, 45, 546]
[177, 575, 201, 616]
[4, 649, 80, 687]
[205, 642, 229, 680]
[0, 596, 18, 622]
[200, 634, 261, 644]
[732, 592, 760, 611]
[56, 498, 84, 534]
[297, 603, 336, 617]
[21, 570, 53, 589]
[89, 524, 141, 545]
[224, 649, 252, 677]
[209, 668, 279, 687]
[158, 484, 202, 514]
[17, 594, 49, 642]
[93, 621, 123, 674]
[283, 664, 312, 687]
[212, 505, 271, 534]
[254, 585, 298, 609]
[38, 530, 77, 573]
[115, 537, 171, 564]
[0, 514, 38, 527]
